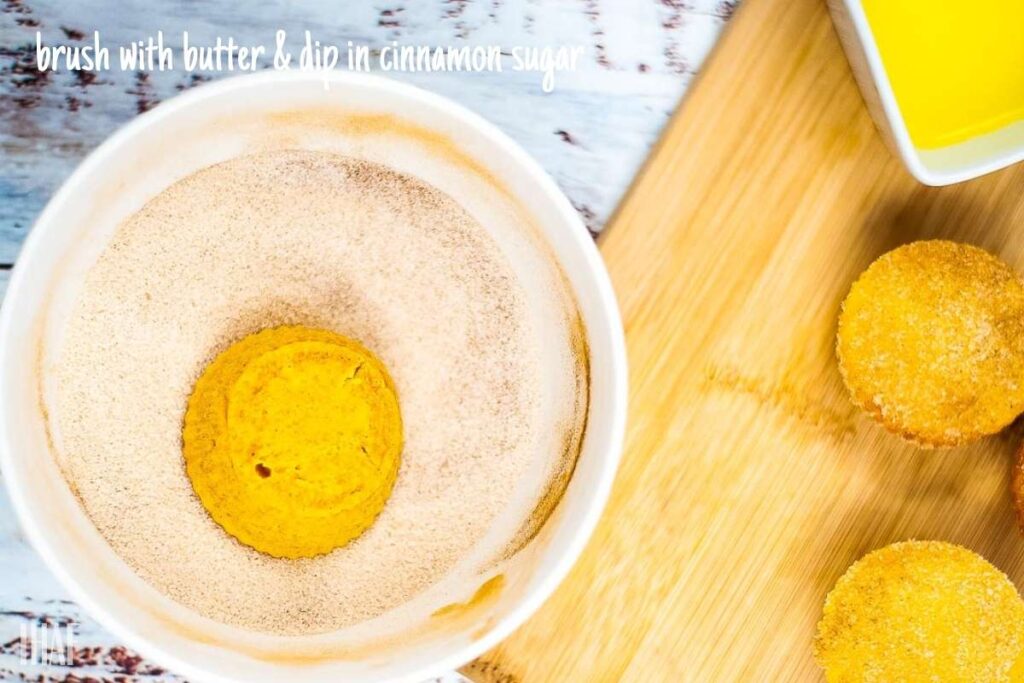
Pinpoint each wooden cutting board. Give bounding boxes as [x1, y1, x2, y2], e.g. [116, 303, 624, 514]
[465, 0, 1024, 680]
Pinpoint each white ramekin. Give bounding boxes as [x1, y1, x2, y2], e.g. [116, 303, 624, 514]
[828, 0, 1024, 185]
[0, 71, 627, 683]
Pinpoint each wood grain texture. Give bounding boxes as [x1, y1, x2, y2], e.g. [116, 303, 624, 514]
[468, 0, 1024, 680]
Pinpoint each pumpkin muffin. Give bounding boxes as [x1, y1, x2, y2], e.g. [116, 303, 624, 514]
[815, 541, 1024, 682]
[837, 240, 1024, 447]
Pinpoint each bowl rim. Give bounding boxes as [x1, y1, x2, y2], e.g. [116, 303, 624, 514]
[0, 69, 628, 683]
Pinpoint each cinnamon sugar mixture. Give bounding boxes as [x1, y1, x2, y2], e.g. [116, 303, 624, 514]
[47, 150, 584, 634]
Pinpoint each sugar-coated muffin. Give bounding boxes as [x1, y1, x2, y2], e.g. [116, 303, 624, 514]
[815, 541, 1024, 682]
[837, 240, 1024, 447]
[1010, 442, 1024, 536]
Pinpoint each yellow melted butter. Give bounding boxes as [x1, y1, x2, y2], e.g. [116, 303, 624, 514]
[862, 0, 1024, 149]
[182, 325, 403, 559]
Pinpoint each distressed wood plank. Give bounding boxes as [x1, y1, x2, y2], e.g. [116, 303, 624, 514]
[0, 0, 735, 258]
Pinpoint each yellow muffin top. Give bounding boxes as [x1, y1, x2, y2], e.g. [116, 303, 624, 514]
[182, 325, 403, 559]
[837, 240, 1024, 447]
[815, 540, 1024, 682]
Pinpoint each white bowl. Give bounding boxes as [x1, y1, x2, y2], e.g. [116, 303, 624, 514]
[828, 0, 1024, 185]
[0, 71, 627, 683]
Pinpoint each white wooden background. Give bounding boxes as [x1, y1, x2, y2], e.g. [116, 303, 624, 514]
[0, 1, 735, 680]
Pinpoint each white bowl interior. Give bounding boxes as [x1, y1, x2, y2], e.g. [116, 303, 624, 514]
[916, 121, 1024, 184]
[0, 73, 626, 683]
